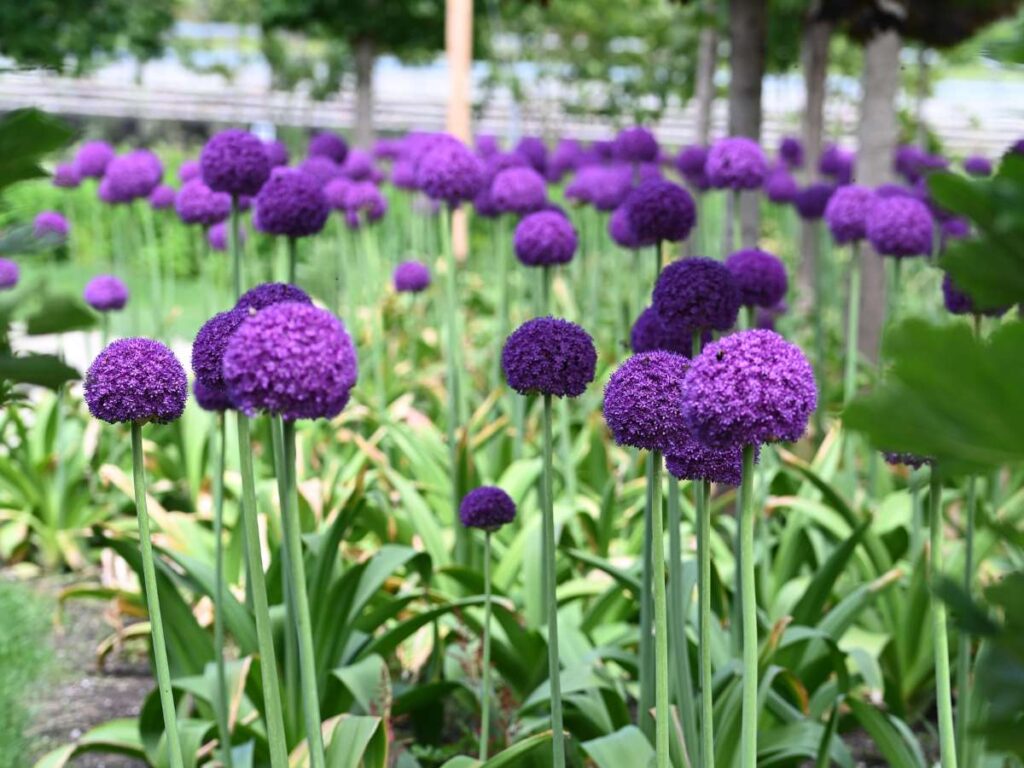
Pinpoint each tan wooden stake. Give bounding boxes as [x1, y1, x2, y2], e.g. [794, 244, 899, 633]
[446, 0, 473, 262]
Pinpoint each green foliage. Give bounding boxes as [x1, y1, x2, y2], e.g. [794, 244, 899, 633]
[0, 581, 51, 768]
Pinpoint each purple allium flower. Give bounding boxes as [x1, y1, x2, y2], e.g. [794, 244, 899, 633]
[341, 149, 375, 181]
[459, 486, 517, 531]
[665, 438, 746, 486]
[207, 220, 247, 252]
[263, 139, 290, 168]
[389, 160, 418, 190]
[725, 248, 787, 308]
[866, 195, 933, 258]
[176, 179, 232, 226]
[192, 309, 248, 390]
[85, 338, 187, 425]
[875, 183, 915, 200]
[1006, 139, 1024, 157]
[824, 184, 874, 244]
[940, 217, 970, 250]
[514, 136, 548, 174]
[763, 168, 798, 203]
[193, 379, 232, 412]
[755, 301, 787, 331]
[101, 150, 163, 202]
[179, 160, 201, 182]
[676, 145, 710, 191]
[609, 205, 644, 250]
[794, 183, 835, 220]
[778, 137, 804, 169]
[308, 131, 349, 163]
[298, 155, 343, 187]
[416, 139, 485, 206]
[623, 179, 695, 245]
[148, 184, 176, 210]
[514, 210, 577, 267]
[254, 169, 329, 238]
[475, 134, 501, 158]
[223, 302, 358, 421]
[0, 259, 19, 290]
[53, 163, 80, 188]
[614, 127, 659, 164]
[74, 140, 115, 179]
[83, 275, 129, 311]
[682, 329, 817, 448]
[200, 129, 271, 197]
[394, 260, 431, 293]
[942, 273, 1008, 317]
[345, 181, 387, 224]
[653, 257, 741, 333]
[566, 166, 632, 212]
[819, 144, 855, 185]
[235, 282, 312, 312]
[324, 177, 354, 210]
[894, 145, 947, 184]
[491, 166, 548, 215]
[630, 306, 705, 356]
[962, 155, 991, 177]
[706, 137, 767, 190]
[501, 316, 597, 398]
[547, 139, 583, 182]
[883, 452, 932, 469]
[602, 350, 688, 452]
[33, 211, 69, 242]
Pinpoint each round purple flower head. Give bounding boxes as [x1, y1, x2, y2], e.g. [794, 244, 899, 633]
[609, 205, 643, 250]
[682, 329, 817, 448]
[547, 139, 583, 182]
[308, 131, 349, 163]
[84, 275, 129, 312]
[102, 150, 163, 203]
[726, 249, 787, 308]
[324, 177, 354, 210]
[624, 179, 695, 245]
[502, 317, 597, 398]
[666, 437, 746, 486]
[75, 140, 115, 179]
[345, 181, 388, 225]
[298, 156, 343, 187]
[33, 211, 69, 242]
[176, 179, 231, 226]
[755, 301, 787, 331]
[764, 168, 798, 204]
[630, 306, 705, 356]
[963, 155, 992, 177]
[614, 127, 659, 164]
[883, 452, 932, 469]
[819, 144, 855, 185]
[676, 145, 710, 191]
[416, 139, 484, 206]
[706, 137, 767, 190]
[0, 259, 19, 290]
[603, 350, 688, 452]
[778, 137, 804, 169]
[1006, 139, 1024, 158]
[223, 302, 358, 421]
[85, 338, 187, 425]
[514, 136, 548, 174]
[394, 260, 431, 293]
[192, 309, 247, 390]
[208, 221, 247, 252]
[824, 184, 875, 244]
[491, 166, 548, 215]
[794, 183, 834, 220]
[235, 282, 312, 312]
[866, 195, 933, 258]
[569, 166, 633, 212]
[255, 169, 329, 238]
[459, 486, 517, 531]
[201, 129, 271, 197]
[942, 273, 1008, 318]
[148, 184, 176, 210]
[653, 257, 741, 333]
[475, 134, 501, 158]
[179, 160, 201, 183]
[193, 379, 232, 413]
[263, 139, 289, 168]
[940, 217, 970, 251]
[341, 149, 375, 181]
[53, 163, 80, 189]
[514, 210, 577, 267]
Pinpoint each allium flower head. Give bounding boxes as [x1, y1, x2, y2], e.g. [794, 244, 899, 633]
[819, 144, 855, 185]
[962, 155, 991, 177]
[726, 249, 787, 308]
[341, 149, 375, 181]
[514, 210, 577, 267]
[565, 166, 632, 211]
[102, 150, 163, 202]
[254, 169, 329, 238]
[502, 316, 597, 398]
[176, 179, 232, 226]
[514, 136, 548, 174]
[201, 129, 271, 197]
[614, 127, 659, 164]
[547, 139, 583, 182]
[192, 309, 248, 390]
[53, 163, 80, 189]
[416, 138, 485, 205]
[179, 160, 201, 182]
[74, 140, 115, 178]
[263, 139, 290, 168]
[682, 329, 816, 448]
[299, 155, 343, 187]
[475, 134, 501, 158]
[778, 137, 804, 169]
[623, 179, 695, 245]
[148, 184, 176, 210]
[324, 177, 354, 210]
[706, 137, 767, 190]
[942, 273, 1008, 318]
[193, 379, 232, 413]
[630, 306, 706, 356]
[603, 351, 688, 451]
[345, 181, 388, 225]
[394, 260, 431, 293]
[764, 167, 798, 203]
[666, 437, 746, 486]
[0, 259, 19, 290]
[85, 338, 187, 424]
[794, 183, 834, 220]
[824, 184, 874, 244]
[84, 275, 129, 311]
[308, 131, 349, 163]
[676, 145, 710, 191]
[866, 195, 933, 257]
[755, 301, 787, 331]
[883, 452, 932, 469]
[491, 166, 548, 215]
[33, 211, 69, 242]
[653, 257, 741, 333]
[207, 221, 246, 252]
[235, 282, 312, 312]
[223, 302, 358, 421]
[609, 205, 643, 249]
[459, 486, 517, 531]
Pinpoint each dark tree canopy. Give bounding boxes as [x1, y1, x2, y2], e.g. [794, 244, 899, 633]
[818, 0, 1022, 47]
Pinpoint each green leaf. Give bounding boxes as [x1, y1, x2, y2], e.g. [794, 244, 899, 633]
[481, 731, 554, 767]
[582, 725, 655, 768]
[790, 521, 868, 627]
[324, 715, 387, 768]
[0, 109, 74, 194]
[25, 295, 98, 335]
[0, 354, 80, 390]
[33, 719, 145, 768]
[847, 697, 926, 768]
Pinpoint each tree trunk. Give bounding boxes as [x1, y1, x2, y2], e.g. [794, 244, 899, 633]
[354, 37, 376, 148]
[694, 0, 718, 145]
[856, 30, 902, 363]
[727, 0, 766, 248]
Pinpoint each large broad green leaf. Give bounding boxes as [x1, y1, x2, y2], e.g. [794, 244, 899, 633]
[25, 295, 98, 335]
[846, 697, 926, 768]
[582, 725, 654, 768]
[0, 354, 80, 389]
[323, 715, 387, 768]
[0, 109, 74, 193]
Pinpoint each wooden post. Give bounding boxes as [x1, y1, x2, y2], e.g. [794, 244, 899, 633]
[446, 0, 472, 261]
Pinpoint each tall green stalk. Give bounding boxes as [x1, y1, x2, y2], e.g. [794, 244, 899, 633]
[440, 207, 467, 564]
[280, 420, 326, 768]
[739, 444, 758, 768]
[288, 237, 298, 285]
[230, 198, 243, 298]
[956, 476, 976, 767]
[542, 394, 566, 768]
[639, 454, 655, 741]
[212, 415, 233, 767]
[650, 452, 669, 768]
[130, 423, 185, 768]
[480, 531, 494, 761]
[929, 469, 958, 768]
[843, 243, 861, 405]
[236, 414, 289, 767]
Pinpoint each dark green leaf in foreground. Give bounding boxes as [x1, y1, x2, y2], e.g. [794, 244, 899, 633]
[0, 109, 74, 195]
[25, 295, 98, 335]
[0, 354, 80, 389]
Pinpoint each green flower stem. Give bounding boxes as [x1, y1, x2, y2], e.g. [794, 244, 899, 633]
[288, 237, 298, 285]
[542, 265, 551, 315]
[542, 394, 566, 768]
[843, 243, 861, 405]
[639, 453, 655, 741]
[130, 423, 185, 768]
[100, 313, 110, 350]
[236, 414, 289, 768]
[440, 207, 467, 564]
[956, 475, 976, 767]
[280, 420, 326, 768]
[667, 477, 692, 731]
[230, 198, 243, 299]
[929, 469, 958, 768]
[739, 444, 758, 768]
[650, 451, 669, 768]
[480, 530, 493, 761]
[212, 415, 233, 767]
